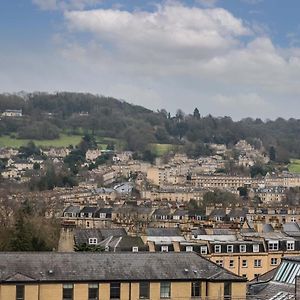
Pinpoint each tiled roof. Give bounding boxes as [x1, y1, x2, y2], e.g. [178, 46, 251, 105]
[0, 252, 246, 282]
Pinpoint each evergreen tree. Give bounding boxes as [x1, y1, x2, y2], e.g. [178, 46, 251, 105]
[193, 107, 200, 119]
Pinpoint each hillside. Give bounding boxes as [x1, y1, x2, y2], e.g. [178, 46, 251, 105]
[0, 92, 300, 162]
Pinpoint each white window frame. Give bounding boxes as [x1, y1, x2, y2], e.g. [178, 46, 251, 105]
[253, 244, 260, 253]
[214, 245, 221, 253]
[242, 260, 248, 268]
[269, 241, 279, 251]
[240, 245, 246, 253]
[200, 246, 207, 255]
[132, 246, 139, 252]
[227, 245, 233, 253]
[216, 260, 223, 267]
[88, 238, 97, 245]
[254, 259, 262, 268]
[229, 260, 234, 268]
[271, 258, 278, 266]
[287, 241, 295, 251]
[186, 246, 193, 252]
[161, 246, 169, 252]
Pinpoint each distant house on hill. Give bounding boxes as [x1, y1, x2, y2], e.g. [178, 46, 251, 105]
[2, 109, 22, 117]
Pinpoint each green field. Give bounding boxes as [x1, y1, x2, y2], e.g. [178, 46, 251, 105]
[0, 134, 82, 148]
[150, 143, 178, 156]
[288, 159, 300, 173]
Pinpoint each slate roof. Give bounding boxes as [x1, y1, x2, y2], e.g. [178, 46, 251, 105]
[63, 205, 81, 214]
[146, 228, 181, 236]
[80, 206, 99, 214]
[74, 229, 103, 245]
[74, 228, 127, 246]
[100, 228, 127, 239]
[0, 252, 246, 283]
[209, 209, 226, 217]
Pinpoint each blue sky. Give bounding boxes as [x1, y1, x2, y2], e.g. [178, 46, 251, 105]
[1, 0, 300, 119]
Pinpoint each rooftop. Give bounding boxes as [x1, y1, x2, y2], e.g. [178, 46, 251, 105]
[0, 252, 246, 283]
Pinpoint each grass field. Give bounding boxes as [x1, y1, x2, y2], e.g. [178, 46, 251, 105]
[288, 159, 300, 173]
[150, 143, 178, 156]
[0, 134, 82, 148]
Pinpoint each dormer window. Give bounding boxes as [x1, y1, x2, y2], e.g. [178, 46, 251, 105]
[161, 246, 168, 252]
[253, 244, 259, 253]
[287, 241, 295, 251]
[240, 245, 246, 253]
[186, 246, 193, 252]
[200, 246, 207, 255]
[132, 246, 139, 252]
[88, 238, 98, 245]
[214, 245, 221, 253]
[227, 245, 233, 253]
[269, 241, 279, 251]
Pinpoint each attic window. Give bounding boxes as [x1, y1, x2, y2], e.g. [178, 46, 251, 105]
[161, 246, 168, 252]
[253, 244, 259, 253]
[200, 246, 207, 255]
[132, 246, 139, 252]
[88, 238, 98, 245]
[186, 246, 193, 252]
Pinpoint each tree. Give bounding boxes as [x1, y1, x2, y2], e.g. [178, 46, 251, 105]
[238, 186, 248, 197]
[269, 146, 276, 161]
[193, 108, 200, 119]
[74, 243, 105, 252]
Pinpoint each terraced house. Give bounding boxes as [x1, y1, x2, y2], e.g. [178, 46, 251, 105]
[0, 252, 246, 300]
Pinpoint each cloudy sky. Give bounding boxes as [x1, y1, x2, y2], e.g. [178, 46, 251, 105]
[1, 0, 300, 119]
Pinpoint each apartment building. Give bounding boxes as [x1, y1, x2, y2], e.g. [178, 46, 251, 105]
[0, 252, 247, 300]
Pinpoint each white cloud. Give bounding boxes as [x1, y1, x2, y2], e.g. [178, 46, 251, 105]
[4, 2, 300, 119]
[65, 3, 251, 62]
[32, 0, 103, 11]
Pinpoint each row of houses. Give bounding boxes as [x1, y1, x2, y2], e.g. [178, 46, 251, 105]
[59, 225, 300, 282]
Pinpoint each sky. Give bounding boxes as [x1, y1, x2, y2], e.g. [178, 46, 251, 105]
[1, 0, 300, 120]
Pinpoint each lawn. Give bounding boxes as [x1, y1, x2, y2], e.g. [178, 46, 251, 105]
[288, 159, 300, 173]
[0, 134, 82, 148]
[150, 143, 178, 156]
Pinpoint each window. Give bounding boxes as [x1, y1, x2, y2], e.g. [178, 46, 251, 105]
[224, 282, 232, 300]
[269, 241, 279, 251]
[216, 260, 223, 267]
[161, 246, 168, 252]
[253, 244, 259, 252]
[186, 246, 193, 252]
[110, 283, 120, 299]
[271, 258, 278, 266]
[254, 259, 262, 268]
[63, 284, 73, 300]
[240, 245, 246, 253]
[160, 282, 171, 298]
[229, 260, 234, 268]
[89, 238, 98, 245]
[191, 281, 201, 297]
[16, 285, 24, 300]
[139, 282, 150, 299]
[200, 246, 207, 255]
[242, 260, 247, 268]
[132, 246, 139, 252]
[88, 284, 99, 300]
[287, 241, 295, 251]
[214, 245, 221, 253]
[227, 245, 233, 253]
